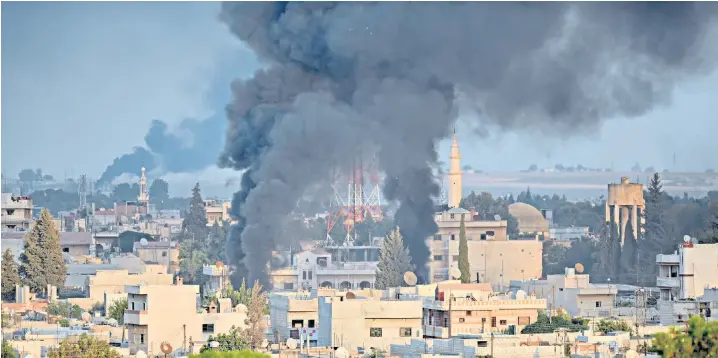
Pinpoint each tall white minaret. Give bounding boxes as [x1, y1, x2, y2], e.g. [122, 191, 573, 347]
[137, 167, 149, 205]
[448, 129, 463, 208]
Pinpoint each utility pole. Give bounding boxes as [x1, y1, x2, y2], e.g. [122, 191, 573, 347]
[183, 324, 187, 354]
[490, 332, 494, 358]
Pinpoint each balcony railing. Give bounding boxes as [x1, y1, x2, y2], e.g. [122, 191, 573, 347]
[124, 310, 149, 325]
[656, 254, 679, 264]
[656, 276, 680, 288]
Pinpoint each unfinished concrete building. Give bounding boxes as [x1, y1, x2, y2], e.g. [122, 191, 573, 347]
[605, 177, 645, 246]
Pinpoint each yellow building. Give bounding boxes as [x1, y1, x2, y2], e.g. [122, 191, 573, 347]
[204, 200, 232, 225]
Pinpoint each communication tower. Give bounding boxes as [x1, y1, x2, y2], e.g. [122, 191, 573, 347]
[78, 174, 88, 212]
[325, 156, 383, 246]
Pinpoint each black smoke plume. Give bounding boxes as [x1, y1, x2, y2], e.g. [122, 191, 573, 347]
[218, 2, 717, 286]
[97, 147, 156, 185]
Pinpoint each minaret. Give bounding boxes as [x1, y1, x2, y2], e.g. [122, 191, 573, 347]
[448, 129, 463, 208]
[137, 167, 149, 205]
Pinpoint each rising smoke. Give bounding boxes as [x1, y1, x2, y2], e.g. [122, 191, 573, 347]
[218, 2, 717, 286]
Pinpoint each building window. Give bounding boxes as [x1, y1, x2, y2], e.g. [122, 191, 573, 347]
[596, 301, 602, 308]
[291, 320, 303, 328]
[518, 316, 531, 325]
[283, 282, 294, 290]
[308, 320, 315, 328]
[433, 255, 443, 261]
[451, 234, 456, 241]
[559, 288, 564, 292]
[370, 328, 382, 337]
[466, 311, 472, 316]
[308, 271, 313, 280]
[162, 251, 167, 257]
[459, 318, 465, 323]
[202, 324, 215, 333]
[62, 248, 70, 253]
[491, 317, 496, 327]
[399, 328, 412, 337]
[487, 231, 495, 236]
[140, 334, 145, 344]
[302, 271, 307, 280]
[450, 214, 455, 219]
[131, 302, 135, 311]
[452, 255, 459, 261]
[480, 234, 487, 240]
[434, 234, 442, 241]
[499, 320, 507, 325]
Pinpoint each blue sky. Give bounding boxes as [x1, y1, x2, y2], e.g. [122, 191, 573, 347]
[2, 2, 718, 186]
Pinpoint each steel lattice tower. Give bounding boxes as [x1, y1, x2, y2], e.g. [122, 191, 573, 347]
[78, 174, 88, 211]
[325, 156, 383, 246]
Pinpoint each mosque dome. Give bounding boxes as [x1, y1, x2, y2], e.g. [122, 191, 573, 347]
[508, 202, 549, 233]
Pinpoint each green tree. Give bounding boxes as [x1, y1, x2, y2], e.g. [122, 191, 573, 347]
[18, 169, 36, 183]
[595, 319, 633, 334]
[180, 248, 209, 285]
[149, 179, 170, 206]
[2, 249, 20, 301]
[48, 333, 120, 358]
[200, 326, 248, 353]
[652, 316, 718, 357]
[458, 215, 471, 283]
[520, 312, 586, 334]
[221, 279, 253, 307]
[2, 339, 16, 358]
[207, 221, 227, 263]
[47, 301, 83, 319]
[242, 281, 267, 350]
[375, 228, 415, 289]
[108, 298, 128, 325]
[183, 182, 209, 240]
[19, 209, 66, 294]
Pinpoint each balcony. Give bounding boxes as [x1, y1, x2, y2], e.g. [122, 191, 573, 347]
[656, 254, 679, 265]
[124, 310, 149, 325]
[423, 324, 449, 338]
[316, 262, 377, 275]
[657, 277, 680, 288]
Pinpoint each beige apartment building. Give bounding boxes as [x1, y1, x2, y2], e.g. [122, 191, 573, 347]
[430, 133, 543, 286]
[86, 265, 174, 303]
[204, 200, 231, 225]
[316, 296, 423, 351]
[422, 281, 546, 338]
[133, 240, 180, 274]
[656, 241, 718, 324]
[428, 208, 542, 286]
[1, 193, 33, 230]
[125, 280, 247, 356]
[512, 268, 616, 318]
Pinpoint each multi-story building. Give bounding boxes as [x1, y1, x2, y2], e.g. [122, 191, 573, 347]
[422, 281, 547, 338]
[204, 200, 231, 225]
[124, 280, 247, 356]
[317, 295, 423, 351]
[270, 246, 380, 292]
[429, 133, 543, 286]
[133, 240, 180, 274]
[512, 268, 616, 317]
[1, 193, 33, 231]
[202, 262, 231, 297]
[656, 241, 718, 324]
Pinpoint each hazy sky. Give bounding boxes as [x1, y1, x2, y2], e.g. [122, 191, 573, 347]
[3, 2, 718, 183]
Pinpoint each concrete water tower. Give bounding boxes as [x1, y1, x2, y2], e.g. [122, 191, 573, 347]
[605, 177, 645, 246]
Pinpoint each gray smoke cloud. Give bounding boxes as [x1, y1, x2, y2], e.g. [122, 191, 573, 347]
[218, 2, 717, 286]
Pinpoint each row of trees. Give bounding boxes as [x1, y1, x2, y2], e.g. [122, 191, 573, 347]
[1, 209, 66, 299]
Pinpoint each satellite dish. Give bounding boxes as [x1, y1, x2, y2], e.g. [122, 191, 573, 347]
[286, 338, 297, 349]
[574, 263, 585, 274]
[140, 238, 148, 247]
[160, 342, 173, 354]
[335, 347, 349, 358]
[683, 235, 691, 243]
[450, 267, 462, 280]
[403, 271, 418, 286]
[261, 339, 269, 349]
[81, 312, 92, 322]
[209, 341, 219, 348]
[494, 214, 501, 221]
[345, 292, 356, 300]
[135, 351, 147, 358]
[516, 290, 527, 300]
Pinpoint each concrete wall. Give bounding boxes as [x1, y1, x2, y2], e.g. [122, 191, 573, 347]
[87, 267, 173, 303]
[429, 240, 542, 287]
[681, 244, 718, 299]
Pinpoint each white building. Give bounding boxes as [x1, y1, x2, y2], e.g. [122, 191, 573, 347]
[656, 241, 718, 324]
[270, 246, 380, 292]
[1, 193, 33, 231]
[202, 262, 231, 298]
